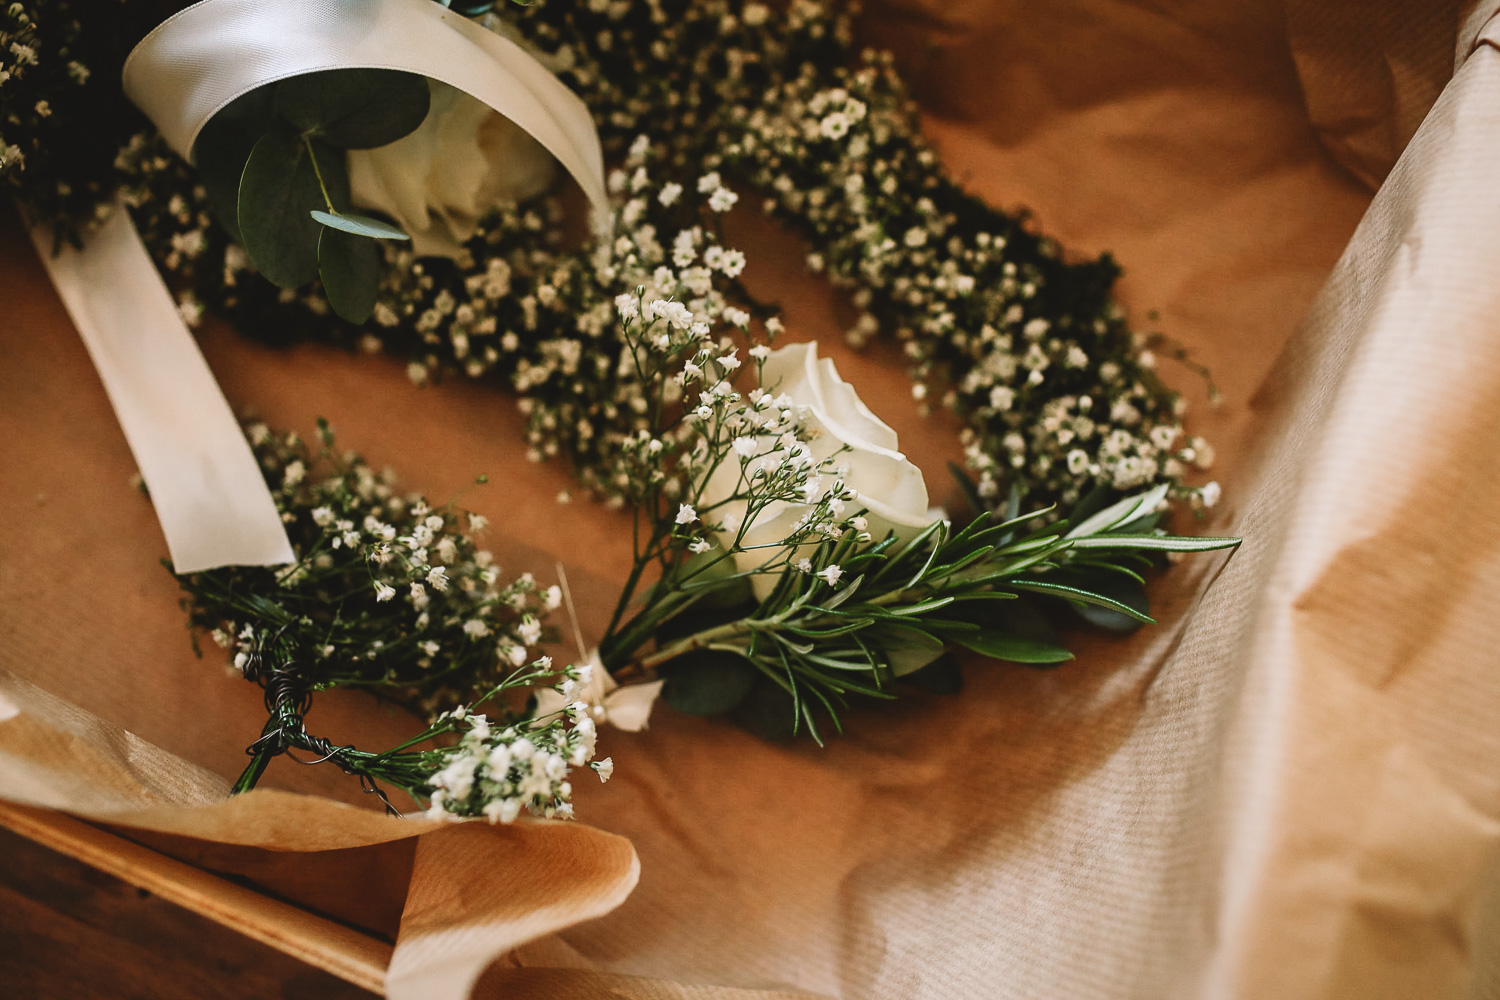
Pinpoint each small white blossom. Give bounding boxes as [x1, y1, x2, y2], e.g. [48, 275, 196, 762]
[708, 187, 739, 212]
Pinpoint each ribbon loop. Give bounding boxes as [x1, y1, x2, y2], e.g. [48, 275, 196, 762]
[123, 0, 609, 231]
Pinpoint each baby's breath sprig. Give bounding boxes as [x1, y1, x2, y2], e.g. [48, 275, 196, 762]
[172, 418, 607, 816]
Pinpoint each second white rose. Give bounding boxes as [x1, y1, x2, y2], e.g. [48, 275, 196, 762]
[701, 341, 936, 597]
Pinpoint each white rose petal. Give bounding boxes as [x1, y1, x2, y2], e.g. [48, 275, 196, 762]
[347, 81, 557, 259]
[699, 341, 934, 599]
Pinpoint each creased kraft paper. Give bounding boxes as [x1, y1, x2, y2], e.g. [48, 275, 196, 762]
[4, 1, 1500, 998]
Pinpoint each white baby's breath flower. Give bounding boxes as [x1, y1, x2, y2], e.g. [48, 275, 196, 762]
[374, 582, 396, 602]
[708, 187, 739, 212]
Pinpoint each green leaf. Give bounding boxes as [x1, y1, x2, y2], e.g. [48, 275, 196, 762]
[888, 596, 955, 617]
[662, 648, 758, 716]
[1071, 534, 1241, 553]
[948, 631, 1074, 664]
[1068, 482, 1114, 527]
[1043, 568, 1151, 633]
[239, 130, 327, 287]
[194, 86, 275, 243]
[1010, 577, 1156, 625]
[781, 618, 875, 638]
[1066, 483, 1170, 540]
[275, 68, 431, 149]
[872, 623, 945, 676]
[317, 225, 380, 324]
[939, 599, 1074, 665]
[310, 210, 410, 241]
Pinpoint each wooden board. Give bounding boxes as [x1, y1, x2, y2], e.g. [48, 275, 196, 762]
[0, 804, 391, 997]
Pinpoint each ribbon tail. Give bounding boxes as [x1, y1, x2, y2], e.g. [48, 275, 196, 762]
[31, 201, 294, 573]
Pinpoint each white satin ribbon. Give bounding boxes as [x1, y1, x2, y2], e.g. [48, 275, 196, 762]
[32, 204, 296, 573]
[122, 0, 609, 231]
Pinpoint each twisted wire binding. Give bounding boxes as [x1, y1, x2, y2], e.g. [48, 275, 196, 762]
[239, 624, 403, 817]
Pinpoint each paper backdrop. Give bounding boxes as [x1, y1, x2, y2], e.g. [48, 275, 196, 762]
[3, 0, 1499, 997]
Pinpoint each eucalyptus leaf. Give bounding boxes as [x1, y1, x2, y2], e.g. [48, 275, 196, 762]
[948, 631, 1074, 664]
[275, 68, 431, 150]
[663, 648, 758, 716]
[194, 86, 275, 243]
[310, 210, 410, 241]
[238, 129, 331, 288]
[317, 225, 380, 324]
[871, 623, 945, 676]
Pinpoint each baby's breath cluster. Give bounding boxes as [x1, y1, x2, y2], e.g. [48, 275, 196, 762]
[501, 0, 1216, 509]
[421, 684, 614, 823]
[174, 419, 597, 806]
[192, 419, 558, 698]
[114, 133, 762, 507]
[15, 0, 1217, 513]
[0, 0, 152, 246]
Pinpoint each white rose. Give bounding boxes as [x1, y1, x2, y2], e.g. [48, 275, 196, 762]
[703, 341, 935, 599]
[346, 80, 556, 259]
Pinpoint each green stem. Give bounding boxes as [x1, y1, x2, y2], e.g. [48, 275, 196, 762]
[613, 616, 755, 681]
[230, 715, 282, 795]
[302, 133, 337, 213]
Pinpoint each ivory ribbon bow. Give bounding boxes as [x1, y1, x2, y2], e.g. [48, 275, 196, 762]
[34, 0, 608, 573]
[532, 651, 665, 733]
